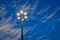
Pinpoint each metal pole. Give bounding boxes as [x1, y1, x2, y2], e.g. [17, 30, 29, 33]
[21, 21, 24, 40]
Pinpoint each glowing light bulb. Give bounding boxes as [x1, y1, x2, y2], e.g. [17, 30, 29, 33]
[21, 18, 24, 21]
[24, 12, 27, 15]
[17, 13, 20, 16]
[17, 17, 20, 19]
[20, 10, 24, 14]
[24, 16, 28, 19]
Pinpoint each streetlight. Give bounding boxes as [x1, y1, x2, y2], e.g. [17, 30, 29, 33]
[17, 10, 28, 40]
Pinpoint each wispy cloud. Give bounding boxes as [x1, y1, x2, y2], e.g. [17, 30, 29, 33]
[41, 7, 60, 23]
[36, 35, 50, 40]
[0, 4, 6, 17]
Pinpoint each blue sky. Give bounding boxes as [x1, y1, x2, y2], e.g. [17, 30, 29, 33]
[0, 0, 60, 40]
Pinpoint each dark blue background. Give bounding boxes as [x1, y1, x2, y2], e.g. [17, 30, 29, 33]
[0, 0, 60, 40]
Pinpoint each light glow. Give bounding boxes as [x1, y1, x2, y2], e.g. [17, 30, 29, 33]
[24, 16, 28, 19]
[24, 12, 27, 15]
[21, 18, 24, 21]
[17, 13, 20, 16]
[17, 17, 20, 19]
[17, 10, 28, 21]
[20, 10, 24, 14]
